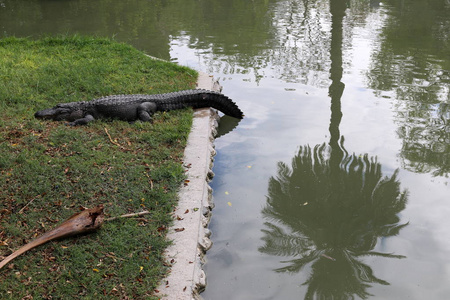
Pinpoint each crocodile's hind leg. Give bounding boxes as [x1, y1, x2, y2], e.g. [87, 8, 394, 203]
[138, 102, 157, 122]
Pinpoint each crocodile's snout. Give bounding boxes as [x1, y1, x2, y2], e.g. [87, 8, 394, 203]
[35, 108, 58, 119]
[35, 107, 74, 121]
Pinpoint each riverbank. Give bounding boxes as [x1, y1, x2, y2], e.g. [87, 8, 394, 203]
[0, 36, 198, 299]
[155, 72, 221, 299]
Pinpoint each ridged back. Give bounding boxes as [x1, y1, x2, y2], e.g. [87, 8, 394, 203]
[88, 89, 243, 119]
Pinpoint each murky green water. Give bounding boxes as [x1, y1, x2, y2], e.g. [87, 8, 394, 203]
[1, 0, 449, 299]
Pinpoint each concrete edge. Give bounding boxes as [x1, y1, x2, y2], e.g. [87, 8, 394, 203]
[155, 71, 220, 299]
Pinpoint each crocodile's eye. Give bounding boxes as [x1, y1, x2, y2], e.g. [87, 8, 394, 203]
[54, 107, 72, 120]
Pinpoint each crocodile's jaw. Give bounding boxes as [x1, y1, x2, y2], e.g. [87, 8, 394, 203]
[35, 107, 81, 121]
[35, 108, 58, 119]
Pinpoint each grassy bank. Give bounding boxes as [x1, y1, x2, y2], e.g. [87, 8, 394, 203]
[0, 36, 197, 299]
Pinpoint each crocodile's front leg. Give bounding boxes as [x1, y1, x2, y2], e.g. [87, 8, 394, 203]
[68, 114, 95, 126]
[138, 102, 157, 122]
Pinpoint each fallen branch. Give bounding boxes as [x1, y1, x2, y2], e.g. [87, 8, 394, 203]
[0, 205, 104, 270]
[0, 206, 153, 270]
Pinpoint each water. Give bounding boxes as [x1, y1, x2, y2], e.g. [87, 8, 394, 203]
[1, 0, 449, 299]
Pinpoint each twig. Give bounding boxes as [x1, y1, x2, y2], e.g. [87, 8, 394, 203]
[105, 211, 151, 222]
[144, 173, 154, 190]
[104, 127, 127, 150]
[19, 196, 38, 214]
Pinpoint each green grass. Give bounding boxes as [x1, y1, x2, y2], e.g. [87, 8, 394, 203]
[0, 36, 197, 299]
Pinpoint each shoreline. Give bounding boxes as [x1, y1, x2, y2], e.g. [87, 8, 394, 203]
[155, 71, 221, 299]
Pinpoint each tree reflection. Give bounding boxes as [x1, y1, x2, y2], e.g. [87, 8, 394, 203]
[260, 142, 408, 298]
[366, 0, 450, 177]
[260, 0, 408, 298]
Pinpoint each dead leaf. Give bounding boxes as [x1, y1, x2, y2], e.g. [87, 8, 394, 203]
[0, 209, 11, 215]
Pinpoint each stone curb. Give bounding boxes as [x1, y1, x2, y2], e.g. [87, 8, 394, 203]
[155, 71, 220, 299]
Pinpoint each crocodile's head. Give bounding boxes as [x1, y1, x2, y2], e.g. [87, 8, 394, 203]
[35, 103, 84, 121]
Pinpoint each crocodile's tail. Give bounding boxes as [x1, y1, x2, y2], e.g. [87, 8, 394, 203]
[156, 89, 244, 119]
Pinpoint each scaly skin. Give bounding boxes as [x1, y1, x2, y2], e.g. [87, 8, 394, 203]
[35, 89, 243, 125]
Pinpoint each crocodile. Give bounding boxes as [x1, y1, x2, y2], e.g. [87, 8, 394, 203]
[35, 89, 243, 126]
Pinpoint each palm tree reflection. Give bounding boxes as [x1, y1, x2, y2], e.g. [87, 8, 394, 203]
[259, 0, 408, 298]
[260, 142, 408, 298]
